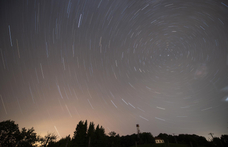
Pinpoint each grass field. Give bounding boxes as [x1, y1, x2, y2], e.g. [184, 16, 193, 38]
[131, 143, 191, 147]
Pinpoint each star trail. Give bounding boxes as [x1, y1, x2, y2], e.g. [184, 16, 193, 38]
[0, 0, 228, 138]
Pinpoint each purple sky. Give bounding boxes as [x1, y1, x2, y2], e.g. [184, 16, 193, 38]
[0, 0, 228, 139]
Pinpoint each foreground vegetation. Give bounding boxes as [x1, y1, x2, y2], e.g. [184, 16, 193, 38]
[131, 143, 190, 147]
[0, 120, 227, 147]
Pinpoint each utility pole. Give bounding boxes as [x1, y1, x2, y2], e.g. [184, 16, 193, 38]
[136, 124, 140, 139]
[136, 124, 140, 147]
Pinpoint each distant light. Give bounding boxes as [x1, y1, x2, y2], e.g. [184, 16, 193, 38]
[226, 97, 228, 101]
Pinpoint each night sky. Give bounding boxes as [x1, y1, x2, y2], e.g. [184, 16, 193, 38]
[0, 0, 228, 139]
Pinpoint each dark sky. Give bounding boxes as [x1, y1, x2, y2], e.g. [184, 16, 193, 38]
[0, 0, 228, 139]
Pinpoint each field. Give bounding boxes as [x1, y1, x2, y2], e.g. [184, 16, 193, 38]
[131, 143, 196, 147]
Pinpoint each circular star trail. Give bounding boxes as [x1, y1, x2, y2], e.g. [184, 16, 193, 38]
[0, 0, 228, 138]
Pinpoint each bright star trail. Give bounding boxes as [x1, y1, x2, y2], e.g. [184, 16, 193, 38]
[0, 0, 228, 138]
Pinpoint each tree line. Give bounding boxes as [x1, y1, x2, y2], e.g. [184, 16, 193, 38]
[0, 119, 227, 147]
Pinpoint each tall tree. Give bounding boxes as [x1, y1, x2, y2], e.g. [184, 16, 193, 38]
[87, 122, 95, 147]
[72, 120, 87, 147]
[94, 125, 106, 147]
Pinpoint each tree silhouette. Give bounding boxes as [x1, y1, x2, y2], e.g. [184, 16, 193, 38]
[72, 120, 87, 147]
[158, 133, 169, 143]
[109, 131, 117, 137]
[72, 120, 107, 147]
[213, 137, 224, 147]
[0, 120, 20, 147]
[47, 135, 71, 147]
[87, 122, 95, 147]
[108, 131, 116, 147]
[0, 120, 37, 147]
[3, 119, 227, 147]
[140, 132, 155, 144]
[94, 124, 106, 147]
[38, 133, 57, 147]
[17, 127, 37, 147]
[221, 134, 228, 146]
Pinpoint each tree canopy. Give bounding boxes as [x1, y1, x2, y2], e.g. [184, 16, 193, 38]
[0, 120, 37, 147]
[1, 119, 227, 147]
